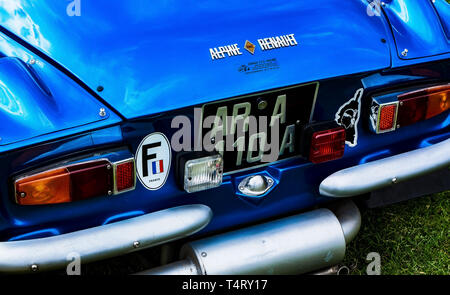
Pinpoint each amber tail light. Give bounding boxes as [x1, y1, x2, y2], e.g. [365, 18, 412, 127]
[15, 158, 135, 206]
[397, 85, 449, 128]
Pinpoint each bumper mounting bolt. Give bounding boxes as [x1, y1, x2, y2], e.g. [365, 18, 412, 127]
[392, 177, 398, 184]
[133, 241, 140, 248]
[31, 264, 38, 272]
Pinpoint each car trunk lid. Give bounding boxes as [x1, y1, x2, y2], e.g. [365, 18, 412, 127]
[1, 0, 392, 119]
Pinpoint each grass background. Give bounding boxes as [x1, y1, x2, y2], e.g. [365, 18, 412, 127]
[343, 191, 449, 275]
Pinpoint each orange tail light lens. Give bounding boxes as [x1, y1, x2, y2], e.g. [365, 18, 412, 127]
[15, 158, 136, 206]
[397, 85, 449, 127]
[15, 168, 71, 205]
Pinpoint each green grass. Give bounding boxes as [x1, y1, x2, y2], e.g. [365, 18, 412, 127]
[343, 191, 450, 275]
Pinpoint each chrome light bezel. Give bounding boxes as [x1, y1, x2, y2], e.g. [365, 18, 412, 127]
[370, 97, 399, 134]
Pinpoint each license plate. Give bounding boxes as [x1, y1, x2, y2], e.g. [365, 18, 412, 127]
[202, 82, 318, 173]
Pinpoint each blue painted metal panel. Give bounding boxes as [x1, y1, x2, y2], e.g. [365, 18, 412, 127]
[0, 33, 122, 152]
[0, 0, 391, 119]
[0, 57, 112, 145]
[432, 0, 450, 39]
[382, 0, 450, 59]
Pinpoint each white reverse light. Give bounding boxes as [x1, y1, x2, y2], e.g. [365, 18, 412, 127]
[184, 155, 223, 193]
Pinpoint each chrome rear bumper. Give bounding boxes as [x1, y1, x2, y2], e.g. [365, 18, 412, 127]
[320, 139, 450, 198]
[0, 205, 212, 273]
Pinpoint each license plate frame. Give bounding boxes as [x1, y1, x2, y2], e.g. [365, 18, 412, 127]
[201, 82, 319, 174]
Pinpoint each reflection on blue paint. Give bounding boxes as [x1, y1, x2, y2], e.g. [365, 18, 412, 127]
[439, 114, 450, 130]
[359, 149, 391, 164]
[383, 0, 449, 59]
[12, 218, 27, 226]
[91, 125, 123, 146]
[362, 73, 422, 89]
[419, 132, 450, 148]
[102, 210, 145, 225]
[9, 228, 60, 241]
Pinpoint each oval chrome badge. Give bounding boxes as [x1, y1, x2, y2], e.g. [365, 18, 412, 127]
[135, 132, 171, 190]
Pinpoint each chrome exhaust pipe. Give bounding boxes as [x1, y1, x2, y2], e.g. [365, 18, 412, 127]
[310, 265, 340, 275]
[138, 200, 361, 275]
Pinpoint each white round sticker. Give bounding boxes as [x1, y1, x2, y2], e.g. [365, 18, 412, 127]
[135, 132, 171, 190]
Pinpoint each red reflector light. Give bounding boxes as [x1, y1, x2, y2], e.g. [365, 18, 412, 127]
[378, 104, 398, 131]
[397, 85, 449, 127]
[309, 127, 346, 164]
[114, 159, 136, 193]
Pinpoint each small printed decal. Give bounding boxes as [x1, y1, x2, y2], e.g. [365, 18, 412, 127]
[238, 58, 280, 74]
[335, 88, 364, 147]
[135, 132, 171, 190]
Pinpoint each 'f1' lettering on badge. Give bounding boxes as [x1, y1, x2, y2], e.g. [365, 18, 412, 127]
[136, 133, 171, 190]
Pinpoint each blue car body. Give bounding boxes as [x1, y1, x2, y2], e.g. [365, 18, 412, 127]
[0, 0, 449, 273]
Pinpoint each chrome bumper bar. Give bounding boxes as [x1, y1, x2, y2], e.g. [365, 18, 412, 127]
[320, 138, 450, 198]
[0, 205, 212, 273]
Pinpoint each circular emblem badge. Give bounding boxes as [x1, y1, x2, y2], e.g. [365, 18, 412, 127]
[135, 132, 171, 190]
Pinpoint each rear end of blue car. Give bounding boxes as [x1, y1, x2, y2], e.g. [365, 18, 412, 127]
[0, 0, 448, 274]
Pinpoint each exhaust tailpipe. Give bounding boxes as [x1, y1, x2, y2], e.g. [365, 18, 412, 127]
[138, 200, 360, 275]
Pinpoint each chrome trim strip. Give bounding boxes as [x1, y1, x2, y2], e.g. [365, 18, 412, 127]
[0, 205, 212, 273]
[375, 101, 399, 133]
[320, 138, 450, 198]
